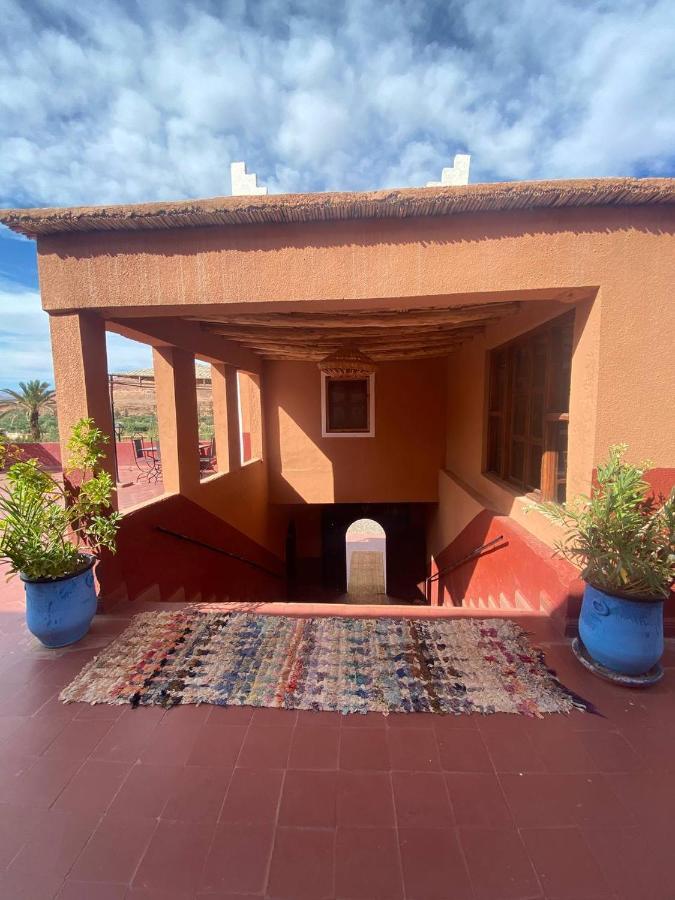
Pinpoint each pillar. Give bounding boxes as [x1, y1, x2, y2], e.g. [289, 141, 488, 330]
[211, 363, 241, 474]
[49, 312, 117, 503]
[153, 346, 200, 496]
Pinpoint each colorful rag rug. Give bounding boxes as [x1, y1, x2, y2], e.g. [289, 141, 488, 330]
[59, 611, 594, 716]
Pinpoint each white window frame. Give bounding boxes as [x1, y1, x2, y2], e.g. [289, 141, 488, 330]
[321, 372, 375, 438]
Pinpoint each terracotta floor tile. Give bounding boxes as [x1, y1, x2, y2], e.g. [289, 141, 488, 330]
[578, 731, 643, 773]
[161, 765, 232, 823]
[57, 881, 128, 899]
[388, 726, 441, 771]
[219, 768, 283, 825]
[386, 710, 435, 729]
[528, 728, 600, 774]
[250, 707, 297, 726]
[133, 820, 214, 893]
[583, 826, 675, 900]
[432, 711, 479, 732]
[138, 716, 202, 766]
[90, 710, 162, 763]
[604, 771, 675, 828]
[266, 826, 334, 899]
[398, 827, 473, 900]
[3, 715, 68, 756]
[7, 808, 96, 879]
[42, 719, 113, 760]
[201, 824, 274, 894]
[0, 715, 26, 744]
[237, 724, 294, 769]
[278, 770, 337, 827]
[206, 704, 253, 725]
[445, 772, 513, 826]
[52, 759, 131, 816]
[295, 709, 343, 726]
[460, 826, 542, 899]
[288, 725, 340, 769]
[0, 754, 82, 808]
[436, 726, 493, 772]
[0, 868, 65, 900]
[392, 771, 453, 828]
[335, 827, 403, 899]
[520, 827, 612, 899]
[70, 814, 157, 883]
[500, 773, 631, 828]
[339, 726, 390, 770]
[481, 725, 548, 773]
[0, 802, 43, 869]
[340, 710, 387, 727]
[186, 722, 248, 767]
[107, 763, 180, 820]
[336, 771, 396, 827]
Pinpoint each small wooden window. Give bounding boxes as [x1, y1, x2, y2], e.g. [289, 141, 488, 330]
[324, 376, 371, 434]
[486, 311, 573, 501]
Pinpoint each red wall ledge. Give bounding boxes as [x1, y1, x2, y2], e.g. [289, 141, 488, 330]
[431, 510, 584, 625]
[95, 493, 285, 611]
[432, 508, 675, 635]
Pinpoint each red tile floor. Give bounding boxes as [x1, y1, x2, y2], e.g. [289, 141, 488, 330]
[0, 569, 674, 899]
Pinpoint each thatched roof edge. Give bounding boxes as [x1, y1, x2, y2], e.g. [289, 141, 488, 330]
[1, 177, 674, 238]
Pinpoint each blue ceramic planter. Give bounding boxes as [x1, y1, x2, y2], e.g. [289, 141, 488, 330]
[21, 556, 97, 649]
[579, 583, 664, 676]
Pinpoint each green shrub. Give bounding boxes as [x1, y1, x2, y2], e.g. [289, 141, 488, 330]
[0, 419, 120, 580]
[531, 445, 675, 599]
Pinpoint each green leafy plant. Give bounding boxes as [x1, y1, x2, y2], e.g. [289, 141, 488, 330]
[531, 445, 675, 599]
[0, 418, 120, 581]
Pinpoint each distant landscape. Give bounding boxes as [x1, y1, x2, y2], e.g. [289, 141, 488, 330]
[0, 379, 214, 443]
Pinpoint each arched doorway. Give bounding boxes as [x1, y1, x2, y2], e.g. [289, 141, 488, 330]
[345, 518, 386, 595]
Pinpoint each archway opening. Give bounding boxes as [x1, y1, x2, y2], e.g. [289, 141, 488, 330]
[345, 518, 386, 596]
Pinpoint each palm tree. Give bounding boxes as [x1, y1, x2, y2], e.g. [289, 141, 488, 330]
[0, 381, 56, 441]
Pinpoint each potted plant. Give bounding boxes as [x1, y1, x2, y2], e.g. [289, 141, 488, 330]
[0, 418, 120, 648]
[532, 445, 674, 677]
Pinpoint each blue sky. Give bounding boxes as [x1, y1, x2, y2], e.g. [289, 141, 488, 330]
[1, 0, 674, 389]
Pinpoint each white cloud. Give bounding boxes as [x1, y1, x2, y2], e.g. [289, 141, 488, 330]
[0, 282, 151, 390]
[0, 0, 672, 211]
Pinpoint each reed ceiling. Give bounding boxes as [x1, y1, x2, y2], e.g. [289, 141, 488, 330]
[193, 301, 521, 361]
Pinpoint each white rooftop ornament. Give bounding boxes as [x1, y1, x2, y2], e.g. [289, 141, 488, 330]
[230, 161, 268, 196]
[426, 154, 471, 187]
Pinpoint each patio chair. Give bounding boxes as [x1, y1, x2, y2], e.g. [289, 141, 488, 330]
[199, 438, 216, 473]
[131, 435, 162, 483]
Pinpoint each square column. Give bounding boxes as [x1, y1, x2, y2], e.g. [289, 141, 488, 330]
[153, 346, 200, 496]
[49, 312, 117, 503]
[211, 363, 242, 474]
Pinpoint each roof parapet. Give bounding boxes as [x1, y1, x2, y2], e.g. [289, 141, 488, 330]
[426, 154, 471, 187]
[230, 161, 267, 196]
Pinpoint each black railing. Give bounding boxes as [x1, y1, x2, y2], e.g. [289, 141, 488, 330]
[155, 527, 283, 580]
[425, 535, 505, 605]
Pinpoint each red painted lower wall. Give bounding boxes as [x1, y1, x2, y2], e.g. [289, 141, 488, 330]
[96, 493, 285, 610]
[432, 510, 584, 622]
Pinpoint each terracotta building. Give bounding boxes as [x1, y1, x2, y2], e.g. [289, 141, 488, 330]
[2, 177, 674, 627]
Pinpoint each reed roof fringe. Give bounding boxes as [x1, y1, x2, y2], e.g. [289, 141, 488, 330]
[1, 177, 674, 238]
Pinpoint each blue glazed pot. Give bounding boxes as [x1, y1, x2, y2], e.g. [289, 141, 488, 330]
[21, 556, 97, 649]
[579, 583, 664, 675]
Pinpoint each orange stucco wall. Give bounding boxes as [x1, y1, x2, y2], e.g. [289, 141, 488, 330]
[263, 358, 446, 504]
[37, 202, 675, 558]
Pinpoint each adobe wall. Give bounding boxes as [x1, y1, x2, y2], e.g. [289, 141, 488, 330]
[263, 358, 446, 504]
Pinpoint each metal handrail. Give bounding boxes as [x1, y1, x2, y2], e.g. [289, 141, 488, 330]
[156, 526, 283, 579]
[426, 535, 505, 587]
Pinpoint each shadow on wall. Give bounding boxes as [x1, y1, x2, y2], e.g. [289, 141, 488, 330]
[43, 206, 675, 267]
[431, 509, 584, 620]
[267, 358, 446, 505]
[96, 493, 285, 610]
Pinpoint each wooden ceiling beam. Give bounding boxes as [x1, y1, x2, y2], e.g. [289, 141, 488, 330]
[202, 322, 487, 344]
[192, 301, 520, 330]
